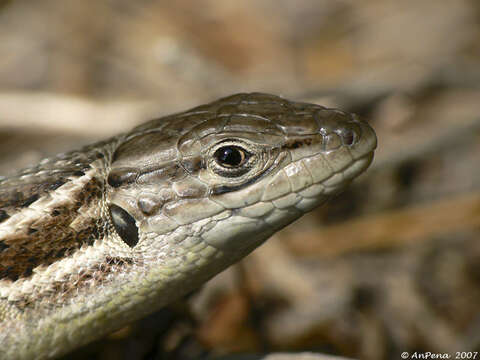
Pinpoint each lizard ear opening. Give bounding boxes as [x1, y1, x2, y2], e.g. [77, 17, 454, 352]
[109, 204, 139, 248]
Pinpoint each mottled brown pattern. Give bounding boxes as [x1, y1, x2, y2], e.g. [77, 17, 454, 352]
[9, 256, 135, 311]
[0, 177, 106, 282]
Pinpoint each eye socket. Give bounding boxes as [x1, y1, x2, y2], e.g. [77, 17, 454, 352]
[213, 146, 248, 168]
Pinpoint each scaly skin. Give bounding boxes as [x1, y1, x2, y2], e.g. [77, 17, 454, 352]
[0, 93, 376, 359]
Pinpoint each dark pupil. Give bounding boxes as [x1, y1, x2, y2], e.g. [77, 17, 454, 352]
[214, 146, 243, 167]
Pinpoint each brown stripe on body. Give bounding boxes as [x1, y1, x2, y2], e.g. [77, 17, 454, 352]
[0, 147, 106, 218]
[0, 177, 67, 212]
[0, 177, 106, 282]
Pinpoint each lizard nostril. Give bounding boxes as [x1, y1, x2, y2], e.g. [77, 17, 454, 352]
[336, 122, 361, 147]
[342, 128, 355, 146]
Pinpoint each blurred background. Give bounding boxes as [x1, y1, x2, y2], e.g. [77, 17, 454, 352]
[1, 1, 480, 359]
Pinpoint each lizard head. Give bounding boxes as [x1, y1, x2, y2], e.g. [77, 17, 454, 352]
[107, 93, 376, 258]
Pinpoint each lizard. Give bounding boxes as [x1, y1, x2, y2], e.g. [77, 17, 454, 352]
[0, 93, 377, 359]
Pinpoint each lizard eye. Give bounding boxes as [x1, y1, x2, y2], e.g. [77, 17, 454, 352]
[209, 141, 256, 178]
[213, 146, 249, 168]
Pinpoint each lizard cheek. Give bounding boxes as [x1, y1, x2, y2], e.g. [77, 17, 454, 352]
[109, 204, 139, 248]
